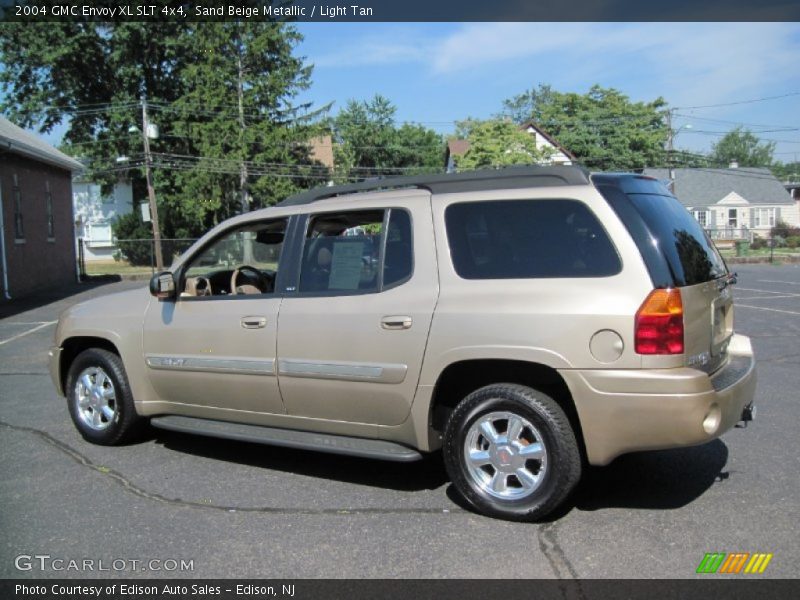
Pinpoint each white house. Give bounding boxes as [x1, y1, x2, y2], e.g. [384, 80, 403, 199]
[643, 167, 799, 240]
[445, 122, 575, 173]
[72, 179, 133, 261]
[519, 121, 574, 166]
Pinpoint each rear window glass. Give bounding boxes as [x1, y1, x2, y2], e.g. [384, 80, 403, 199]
[627, 193, 727, 286]
[445, 199, 621, 279]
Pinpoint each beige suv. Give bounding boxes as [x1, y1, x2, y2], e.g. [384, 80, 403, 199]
[49, 167, 756, 521]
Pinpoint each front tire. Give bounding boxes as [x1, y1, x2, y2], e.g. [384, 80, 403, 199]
[66, 348, 143, 445]
[443, 383, 581, 521]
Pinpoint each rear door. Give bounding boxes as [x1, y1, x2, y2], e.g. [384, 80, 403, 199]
[275, 198, 438, 426]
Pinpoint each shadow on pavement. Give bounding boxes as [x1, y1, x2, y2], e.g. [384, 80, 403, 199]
[0, 276, 122, 320]
[447, 441, 730, 521]
[152, 429, 449, 492]
[152, 428, 728, 513]
[574, 439, 729, 511]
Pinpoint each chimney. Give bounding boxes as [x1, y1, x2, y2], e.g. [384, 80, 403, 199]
[729, 160, 739, 169]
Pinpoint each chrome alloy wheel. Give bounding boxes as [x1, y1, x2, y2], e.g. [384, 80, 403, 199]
[74, 367, 117, 431]
[463, 411, 548, 500]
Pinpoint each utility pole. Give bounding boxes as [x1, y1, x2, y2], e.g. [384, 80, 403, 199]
[665, 109, 674, 162]
[141, 95, 164, 271]
[236, 31, 251, 215]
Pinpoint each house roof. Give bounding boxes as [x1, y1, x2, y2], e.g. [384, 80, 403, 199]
[643, 167, 793, 207]
[519, 120, 576, 160]
[446, 139, 471, 157]
[445, 123, 574, 166]
[0, 116, 84, 172]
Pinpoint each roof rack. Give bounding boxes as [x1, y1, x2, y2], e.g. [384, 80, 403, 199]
[279, 165, 591, 207]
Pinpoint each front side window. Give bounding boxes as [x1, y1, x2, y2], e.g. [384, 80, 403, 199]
[445, 199, 621, 279]
[298, 209, 413, 294]
[182, 218, 286, 297]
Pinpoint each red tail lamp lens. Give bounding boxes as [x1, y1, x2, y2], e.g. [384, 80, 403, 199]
[635, 288, 684, 355]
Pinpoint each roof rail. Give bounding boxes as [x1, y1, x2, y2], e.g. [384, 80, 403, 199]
[279, 165, 590, 206]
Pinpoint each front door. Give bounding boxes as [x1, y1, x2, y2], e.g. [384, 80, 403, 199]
[142, 217, 289, 415]
[276, 202, 438, 426]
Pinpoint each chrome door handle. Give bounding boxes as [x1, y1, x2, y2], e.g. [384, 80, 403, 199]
[241, 316, 267, 329]
[381, 315, 412, 330]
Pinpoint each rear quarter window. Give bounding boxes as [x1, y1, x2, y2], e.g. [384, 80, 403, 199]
[625, 193, 727, 286]
[593, 175, 728, 287]
[445, 199, 621, 279]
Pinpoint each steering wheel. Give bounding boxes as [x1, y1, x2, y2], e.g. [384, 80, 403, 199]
[230, 265, 269, 295]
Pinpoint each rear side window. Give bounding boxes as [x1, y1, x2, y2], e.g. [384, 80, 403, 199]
[445, 199, 621, 279]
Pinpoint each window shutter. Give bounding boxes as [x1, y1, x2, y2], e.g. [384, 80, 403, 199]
[775, 207, 782, 222]
[710, 210, 717, 227]
[750, 208, 756, 226]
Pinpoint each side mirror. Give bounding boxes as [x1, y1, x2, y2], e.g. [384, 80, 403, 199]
[149, 271, 176, 300]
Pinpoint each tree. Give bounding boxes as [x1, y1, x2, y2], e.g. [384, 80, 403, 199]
[454, 119, 552, 171]
[0, 14, 321, 242]
[331, 94, 443, 182]
[500, 84, 668, 170]
[710, 127, 775, 168]
[771, 161, 800, 183]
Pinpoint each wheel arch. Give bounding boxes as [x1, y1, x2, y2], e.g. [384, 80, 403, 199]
[428, 358, 586, 461]
[60, 336, 121, 394]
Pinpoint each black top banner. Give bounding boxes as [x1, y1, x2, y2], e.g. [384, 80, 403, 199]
[1, 0, 800, 22]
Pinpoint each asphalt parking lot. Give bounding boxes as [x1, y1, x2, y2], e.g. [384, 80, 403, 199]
[1, 264, 798, 580]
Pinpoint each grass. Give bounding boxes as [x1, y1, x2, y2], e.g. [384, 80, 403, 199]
[717, 247, 800, 259]
[85, 260, 155, 276]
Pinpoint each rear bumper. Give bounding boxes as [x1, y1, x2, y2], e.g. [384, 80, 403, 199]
[561, 334, 757, 466]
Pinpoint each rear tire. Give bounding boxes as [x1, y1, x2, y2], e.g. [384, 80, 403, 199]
[443, 383, 581, 521]
[66, 348, 143, 445]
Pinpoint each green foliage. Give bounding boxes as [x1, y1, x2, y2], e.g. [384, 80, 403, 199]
[454, 119, 553, 170]
[500, 84, 668, 170]
[770, 161, 800, 183]
[750, 236, 766, 250]
[112, 212, 155, 266]
[786, 236, 800, 249]
[331, 94, 443, 182]
[710, 127, 775, 168]
[771, 219, 800, 240]
[0, 16, 322, 238]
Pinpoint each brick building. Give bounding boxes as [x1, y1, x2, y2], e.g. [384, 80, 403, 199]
[1, 117, 83, 299]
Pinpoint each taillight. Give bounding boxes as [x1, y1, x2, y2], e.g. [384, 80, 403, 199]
[635, 288, 684, 355]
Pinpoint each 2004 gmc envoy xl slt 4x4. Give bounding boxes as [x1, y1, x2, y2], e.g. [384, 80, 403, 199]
[49, 166, 757, 521]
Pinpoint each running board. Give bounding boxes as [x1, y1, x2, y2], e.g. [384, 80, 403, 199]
[150, 415, 423, 463]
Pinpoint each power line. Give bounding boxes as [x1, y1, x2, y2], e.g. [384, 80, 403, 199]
[671, 113, 798, 131]
[674, 91, 800, 110]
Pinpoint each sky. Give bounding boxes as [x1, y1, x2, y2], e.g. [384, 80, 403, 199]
[292, 22, 800, 162]
[30, 22, 800, 164]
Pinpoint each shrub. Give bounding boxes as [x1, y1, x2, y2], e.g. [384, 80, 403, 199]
[786, 236, 800, 249]
[771, 219, 800, 240]
[112, 212, 154, 266]
[750, 236, 766, 250]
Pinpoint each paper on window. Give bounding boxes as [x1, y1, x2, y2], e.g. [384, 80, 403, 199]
[329, 242, 364, 290]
